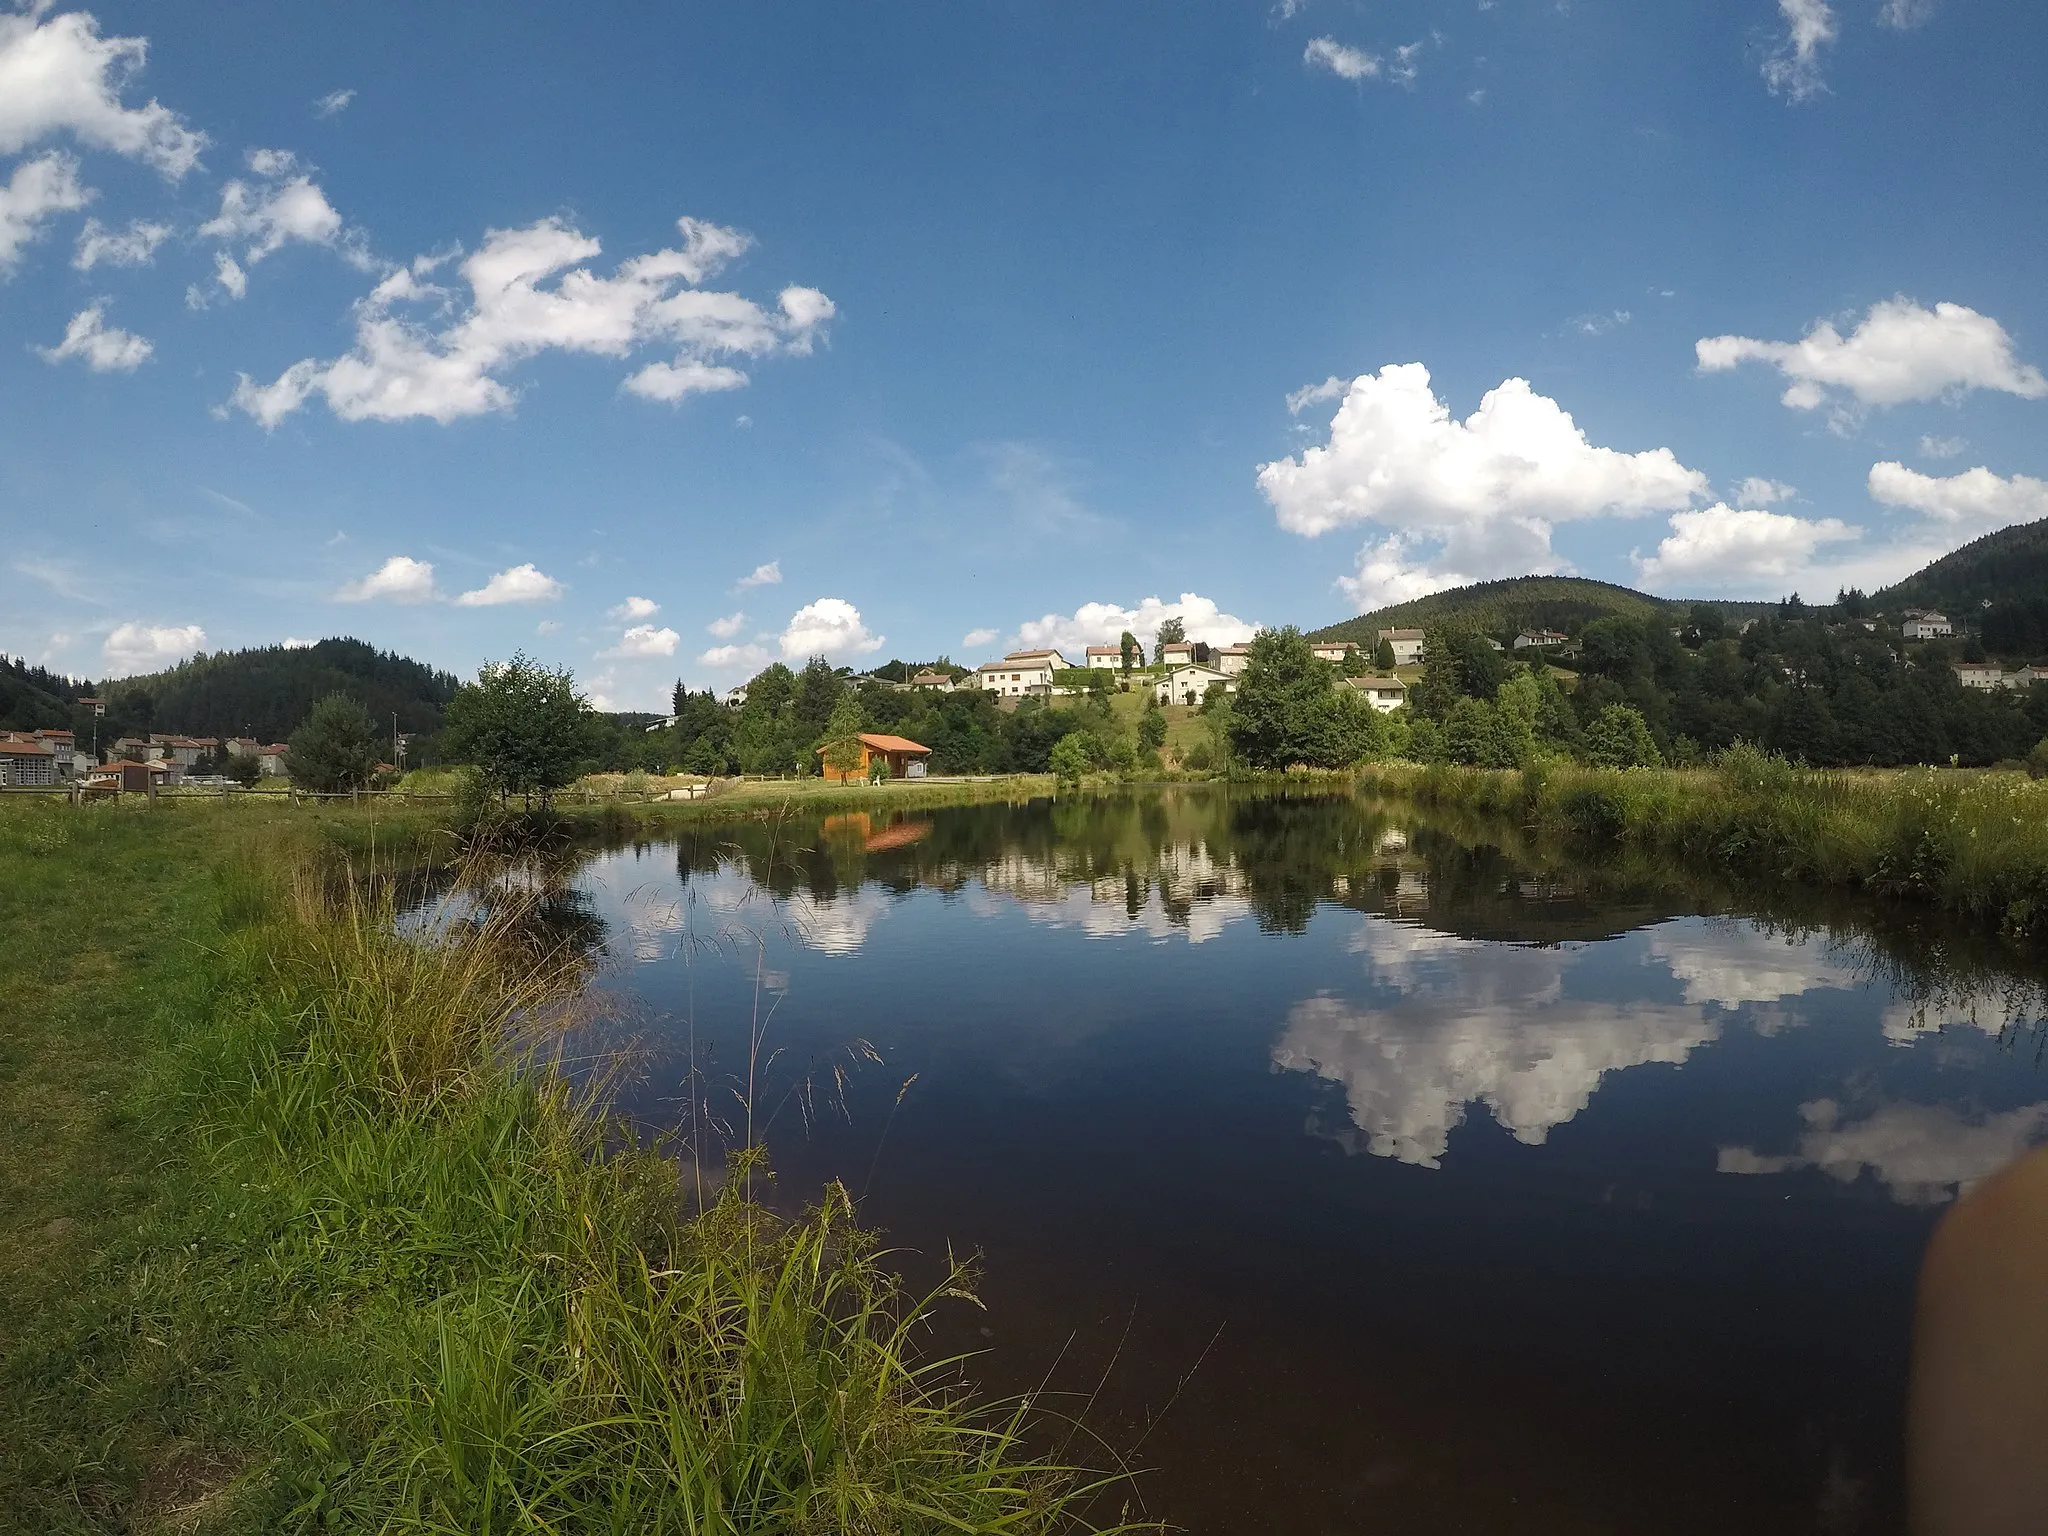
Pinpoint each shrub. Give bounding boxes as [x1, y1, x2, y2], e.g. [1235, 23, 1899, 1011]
[2029, 738, 2048, 780]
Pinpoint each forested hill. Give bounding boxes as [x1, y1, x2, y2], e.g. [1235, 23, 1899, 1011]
[1306, 576, 1682, 647]
[1875, 516, 2048, 648]
[105, 638, 461, 742]
[0, 655, 87, 732]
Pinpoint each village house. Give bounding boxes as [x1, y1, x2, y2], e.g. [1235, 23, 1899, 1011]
[2008, 665, 2048, 687]
[150, 734, 220, 769]
[1953, 662, 2007, 691]
[30, 729, 78, 777]
[1308, 642, 1352, 663]
[1378, 628, 1426, 665]
[0, 734, 59, 786]
[83, 760, 171, 795]
[1343, 675, 1410, 713]
[1153, 662, 1232, 706]
[899, 670, 957, 692]
[1083, 644, 1127, 671]
[1902, 611, 1954, 640]
[1214, 643, 1252, 677]
[815, 732, 932, 781]
[1514, 630, 1569, 650]
[1158, 640, 1199, 667]
[972, 649, 1070, 697]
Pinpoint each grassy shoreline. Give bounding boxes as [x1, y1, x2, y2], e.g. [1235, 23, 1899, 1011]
[0, 796, 1148, 1534]
[1356, 752, 2048, 942]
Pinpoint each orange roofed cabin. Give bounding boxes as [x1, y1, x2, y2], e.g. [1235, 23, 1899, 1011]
[816, 732, 933, 782]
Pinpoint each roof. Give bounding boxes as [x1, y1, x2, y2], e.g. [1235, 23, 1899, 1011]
[1003, 649, 1063, 660]
[1083, 644, 1122, 654]
[858, 733, 931, 754]
[1378, 627, 1426, 639]
[0, 738, 56, 756]
[33, 728, 74, 740]
[1346, 675, 1408, 690]
[1160, 662, 1228, 678]
[1215, 643, 1251, 654]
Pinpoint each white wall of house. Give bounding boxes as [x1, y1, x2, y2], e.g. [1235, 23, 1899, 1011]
[1379, 630, 1425, 665]
[1152, 664, 1231, 706]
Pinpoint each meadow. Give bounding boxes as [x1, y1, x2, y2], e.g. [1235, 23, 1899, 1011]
[0, 794, 1148, 1534]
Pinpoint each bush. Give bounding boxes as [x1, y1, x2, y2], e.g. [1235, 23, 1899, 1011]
[285, 692, 382, 793]
[1049, 731, 1096, 784]
[2030, 738, 2048, 780]
[1582, 704, 1662, 769]
[1181, 741, 1214, 772]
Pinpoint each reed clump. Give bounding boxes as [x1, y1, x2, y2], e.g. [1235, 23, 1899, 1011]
[174, 857, 1151, 1532]
[1359, 745, 2048, 940]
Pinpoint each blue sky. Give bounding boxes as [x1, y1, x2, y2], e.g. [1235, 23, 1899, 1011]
[3, 0, 2044, 707]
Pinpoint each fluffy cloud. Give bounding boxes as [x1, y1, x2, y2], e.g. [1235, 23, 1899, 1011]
[454, 563, 563, 606]
[334, 554, 436, 603]
[1918, 434, 1967, 460]
[1878, 0, 1935, 28]
[1733, 476, 1796, 507]
[0, 7, 205, 177]
[735, 560, 781, 589]
[1634, 505, 1858, 590]
[1646, 923, 1860, 1009]
[229, 215, 832, 427]
[73, 214, 167, 269]
[607, 596, 659, 621]
[102, 621, 205, 674]
[1867, 462, 2048, 539]
[0, 151, 89, 272]
[620, 359, 749, 403]
[1719, 1098, 2048, 1206]
[705, 611, 745, 638]
[313, 88, 355, 118]
[779, 597, 882, 660]
[197, 149, 370, 291]
[1260, 363, 1706, 610]
[1760, 0, 1836, 102]
[1009, 593, 1258, 655]
[698, 642, 769, 671]
[1303, 37, 1379, 80]
[1697, 299, 2047, 414]
[1272, 927, 1719, 1169]
[961, 627, 998, 649]
[38, 301, 150, 371]
[602, 624, 680, 658]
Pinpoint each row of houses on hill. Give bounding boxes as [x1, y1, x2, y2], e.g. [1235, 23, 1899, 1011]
[0, 730, 291, 788]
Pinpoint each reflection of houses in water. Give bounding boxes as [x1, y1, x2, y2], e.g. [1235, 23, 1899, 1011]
[975, 842, 1254, 944]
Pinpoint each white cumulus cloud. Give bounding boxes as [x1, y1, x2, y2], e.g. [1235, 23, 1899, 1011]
[1697, 298, 2047, 414]
[706, 611, 745, 638]
[102, 621, 205, 674]
[621, 358, 749, 403]
[961, 627, 998, 650]
[313, 88, 355, 118]
[779, 597, 882, 661]
[698, 642, 770, 671]
[1009, 593, 1258, 655]
[334, 554, 436, 603]
[0, 151, 89, 273]
[1304, 37, 1380, 80]
[196, 148, 371, 297]
[1259, 363, 1707, 611]
[72, 214, 167, 269]
[1878, 0, 1935, 28]
[228, 215, 832, 428]
[454, 563, 563, 606]
[0, 6, 206, 178]
[1867, 462, 2048, 539]
[1634, 505, 1858, 590]
[38, 301, 149, 371]
[607, 596, 659, 621]
[602, 624, 680, 658]
[735, 560, 781, 590]
[1760, 0, 1837, 102]
[1733, 476, 1797, 507]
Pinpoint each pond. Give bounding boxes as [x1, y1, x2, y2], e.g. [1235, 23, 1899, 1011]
[543, 789, 2048, 1534]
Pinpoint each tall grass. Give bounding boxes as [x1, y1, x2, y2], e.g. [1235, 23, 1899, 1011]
[1358, 746, 2048, 940]
[174, 855, 1153, 1531]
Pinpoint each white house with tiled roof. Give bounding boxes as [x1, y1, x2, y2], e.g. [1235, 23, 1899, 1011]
[1153, 663, 1232, 706]
[1214, 643, 1252, 677]
[0, 734, 59, 786]
[972, 649, 1071, 697]
[1378, 628, 1426, 665]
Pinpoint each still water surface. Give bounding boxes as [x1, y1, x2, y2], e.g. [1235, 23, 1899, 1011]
[549, 790, 2047, 1535]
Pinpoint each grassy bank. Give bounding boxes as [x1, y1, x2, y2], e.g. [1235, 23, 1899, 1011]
[1357, 749, 2048, 940]
[0, 796, 1146, 1534]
